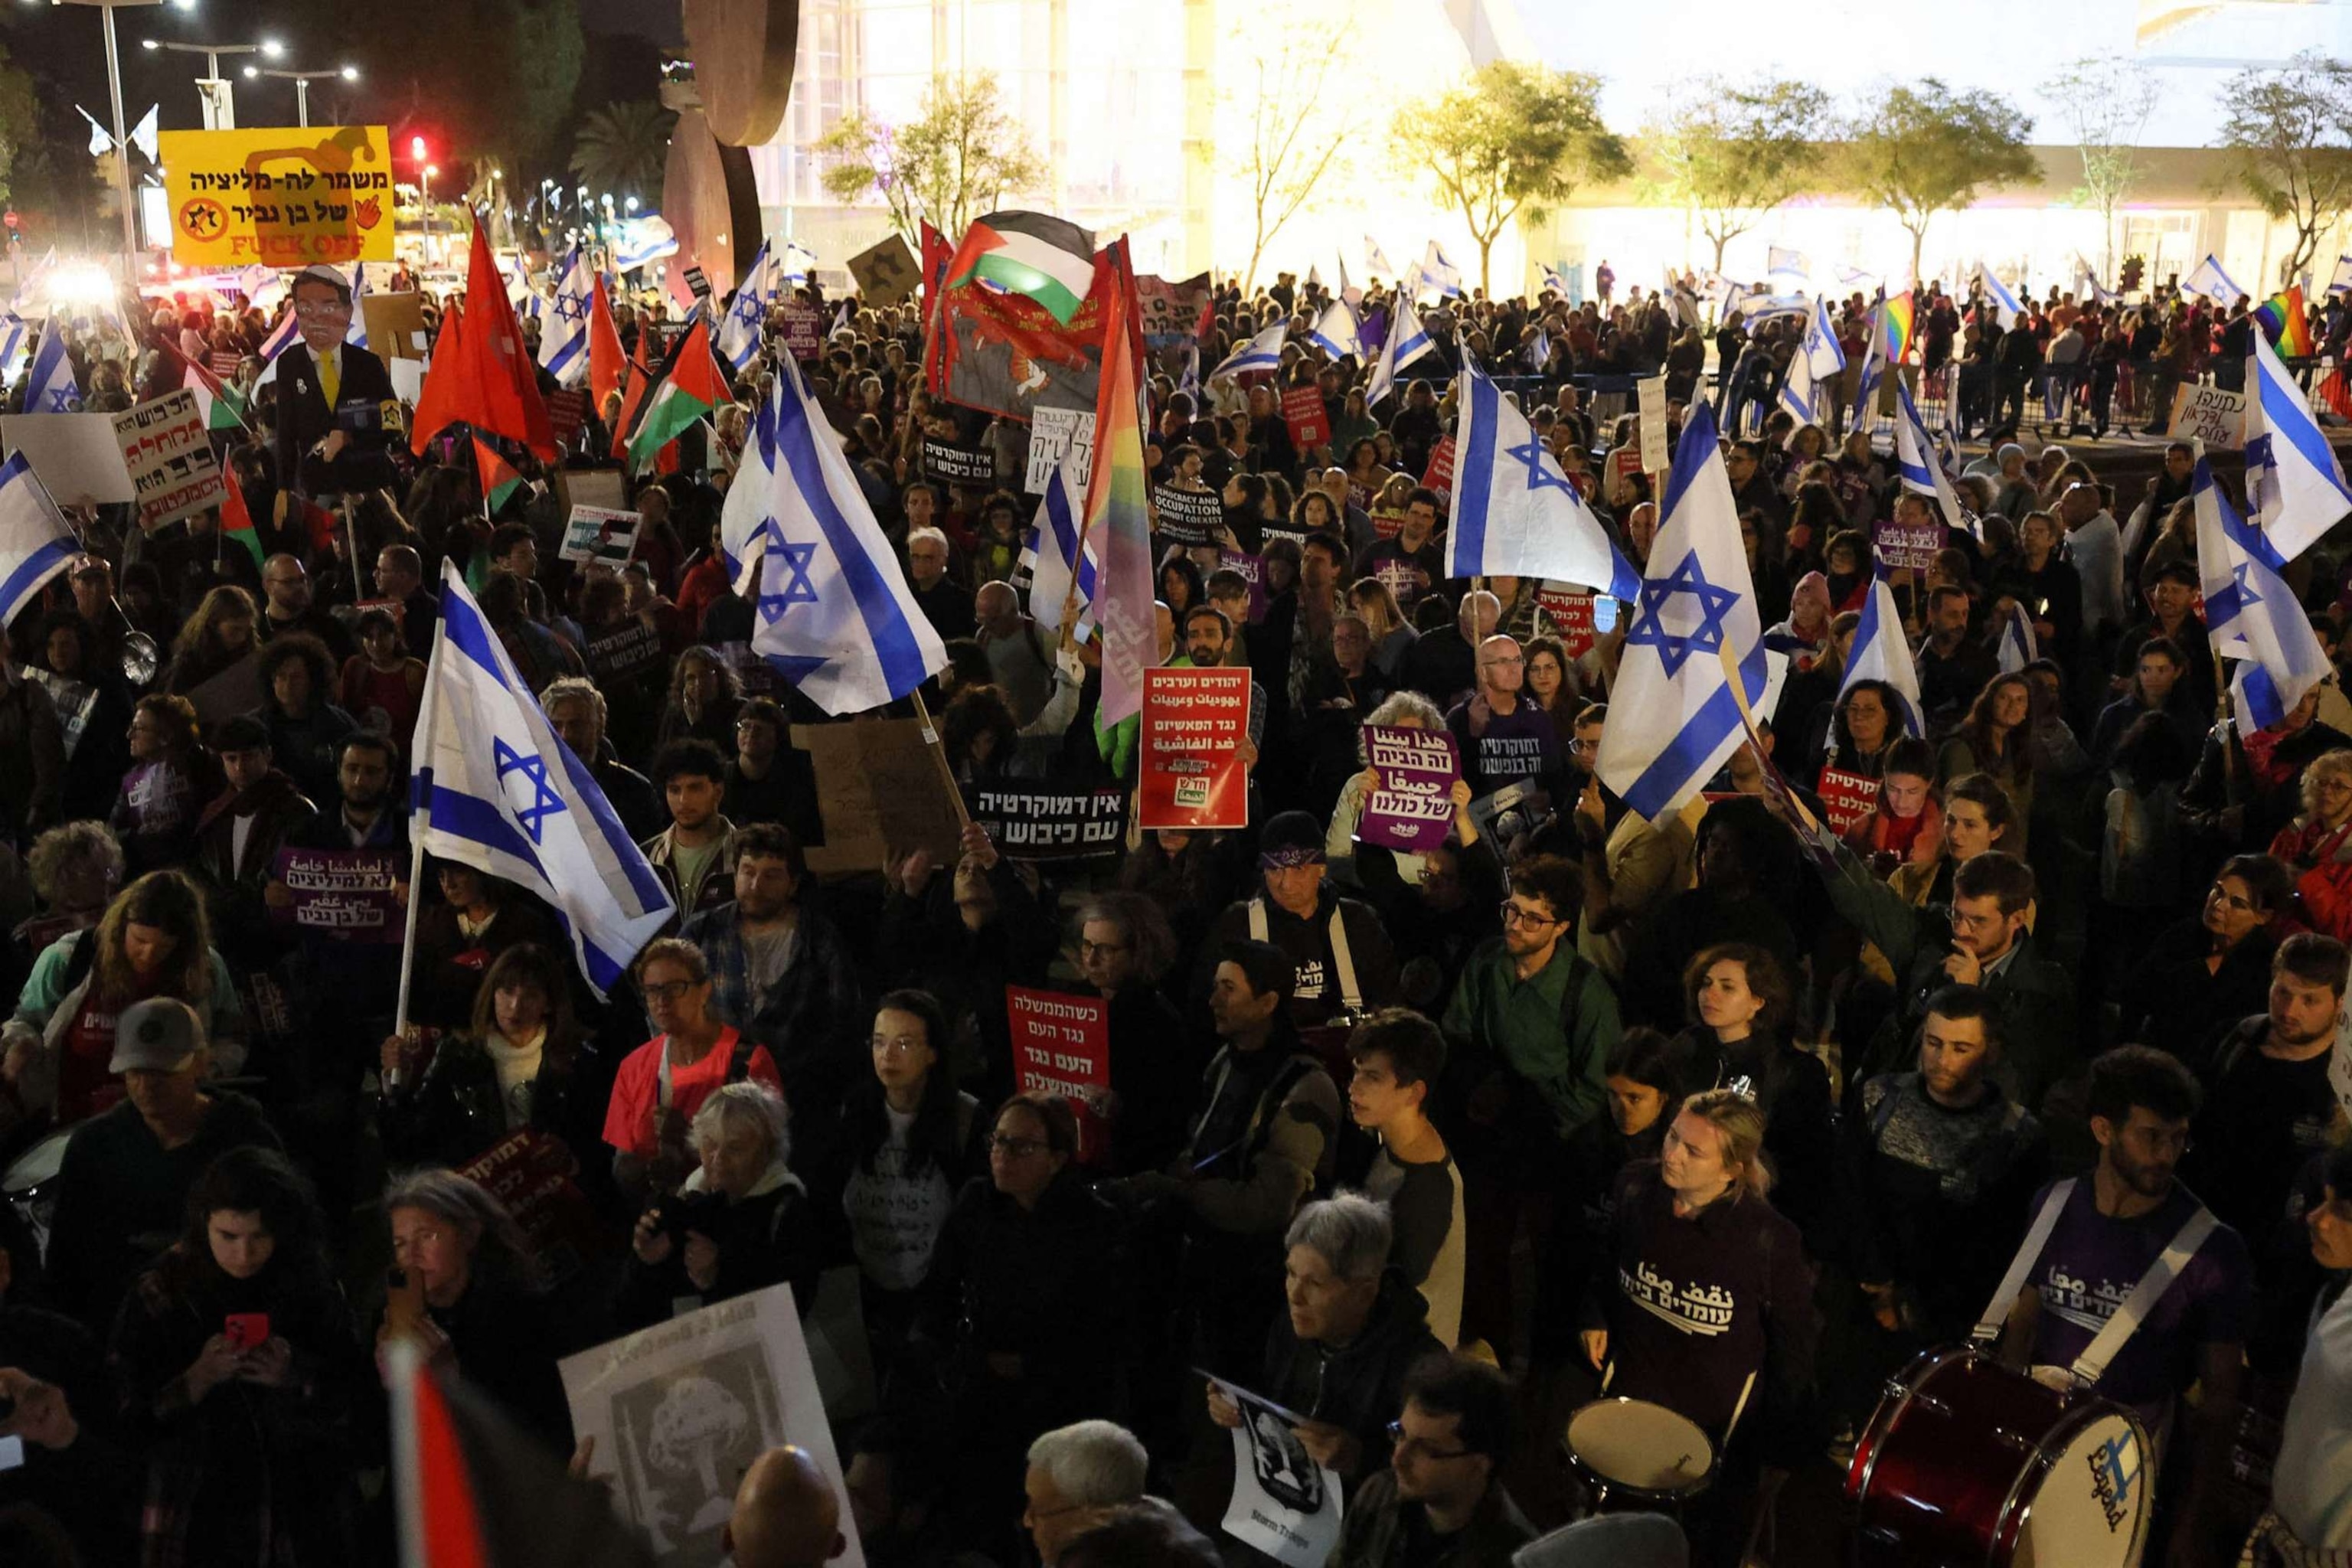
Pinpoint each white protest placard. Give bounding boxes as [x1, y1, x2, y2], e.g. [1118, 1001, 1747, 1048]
[560, 505, 642, 567]
[1215, 1380, 1344, 1568]
[2169, 384, 2246, 451]
[2331, 996, 2352, 1121]
[113, 389, 224, 532]
[1637, 374, 1668, 473]
[0, 413, 136, 505]
[560, 1284, 866, 1568]
[1026, 407, 1097, 495]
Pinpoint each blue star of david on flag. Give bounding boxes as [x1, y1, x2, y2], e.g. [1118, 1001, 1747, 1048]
[494, 736, 566, 844]
[2231, 559, 2263, 611]
[757, 532, 820, 623]
[554, 289, 588, 324]
[1508, 435, 1576, 498]
[1625, 549, 1740, 678]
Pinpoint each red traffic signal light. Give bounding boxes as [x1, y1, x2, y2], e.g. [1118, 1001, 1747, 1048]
[410, 136, 428, 162]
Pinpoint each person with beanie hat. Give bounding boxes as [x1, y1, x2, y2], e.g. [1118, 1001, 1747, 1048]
[1199, 811, 1398, 1031]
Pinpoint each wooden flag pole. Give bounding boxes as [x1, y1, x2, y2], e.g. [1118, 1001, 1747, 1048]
[908, 688, 972, 830]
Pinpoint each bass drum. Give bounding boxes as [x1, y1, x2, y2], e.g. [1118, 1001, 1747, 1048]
[1847, 1345, 2151, 1567]
[1563, 1396, 1715, 1517]
[2, 1126, 76, 1261]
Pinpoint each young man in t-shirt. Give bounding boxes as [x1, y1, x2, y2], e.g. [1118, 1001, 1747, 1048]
[1344, 1008, 1465, 1348]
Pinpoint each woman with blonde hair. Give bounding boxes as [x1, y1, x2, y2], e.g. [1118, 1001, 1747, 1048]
[1348, 577, 1417, 679]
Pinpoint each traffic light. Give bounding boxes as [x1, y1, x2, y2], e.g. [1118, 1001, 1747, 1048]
[410, 136, 428, 162]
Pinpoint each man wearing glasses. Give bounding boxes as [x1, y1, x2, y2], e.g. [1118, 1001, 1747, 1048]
[1332, 1354, 1534, 1567]
[272, 263, 398, 498]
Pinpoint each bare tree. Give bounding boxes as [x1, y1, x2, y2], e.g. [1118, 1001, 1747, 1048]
[2216, 51, 2352, 289]
[2041, 55, 2158, 280]
[1217, 15, 1362, 294]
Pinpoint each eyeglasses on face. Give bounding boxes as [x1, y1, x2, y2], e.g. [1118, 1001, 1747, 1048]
[1385, 1420, 1472, 1461]
[988, 1133, 1051, 1158]
[1498, 901, 1561, 928]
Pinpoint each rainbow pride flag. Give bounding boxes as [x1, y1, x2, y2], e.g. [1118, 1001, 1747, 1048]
[1082, 238, 1155, 728]
[2256, 286, 2314, 358]
[1883, 291, 1917, 361]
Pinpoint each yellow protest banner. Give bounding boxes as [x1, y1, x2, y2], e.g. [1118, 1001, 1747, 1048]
[158, 126, 396, 266]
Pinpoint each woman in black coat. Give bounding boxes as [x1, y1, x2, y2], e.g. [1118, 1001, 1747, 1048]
[1672, 942, 1835, 1249]
[619, 1080, 822, 1327]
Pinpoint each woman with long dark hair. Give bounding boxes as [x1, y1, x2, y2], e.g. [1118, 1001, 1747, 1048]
[1939, 672, 2037, 852]
[109, 1147, 368, 1566]
[162, 586, 259, 697]
[1674, 942, 1834, 1243]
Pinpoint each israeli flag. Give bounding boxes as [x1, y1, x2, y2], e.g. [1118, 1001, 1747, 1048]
[1726, 286, 1807, 326]
[537, 248, 596, 387]
[2195, 451, 2329, 733]
[1980, 266, 2024, 330]
[22, 326, 77, 413]
[1029, 455, 1098, 642]
[1338, 255, 1361, 309]
[734, 357, 949, 714]
[1541, 262, 1570, 296]
[2330, 256, 2352, 297]
[1779, 295, 1846, 425]
[344, 263, 372, 350]
[715, 242, 772, 374]
[1838, 556, 1925, 736]
[0, 314, 25, 385]
[1307, 298, 1363, 361]
[780, 241, 815, 283]
[1365, 237, 1394, 278]
[1419, 240, 1463, 299]
[1210, 322, 1287, 381]
[0, 454, 80, 627]
[248, 309, 302, 390]
[1896, 380, 1976, 539]
[1595, 401, 1769, 824]
[2245, 327, 2352, 564]
[1995, 600, 2039, 675]
[1366, 293, 1434, 408]
[1177, 340, 1201, 401]
[1447, 360, 1640, 603]
[1856, 302, 1892, 412]
[1836, 264, 1879, 289]
[410, 561, 675, 996]
[1666, 272, 1704, 331]
[2183, 253, 2244, 309]
[1524, 325, 1552, 371]
[1768, 246, 1810, 280]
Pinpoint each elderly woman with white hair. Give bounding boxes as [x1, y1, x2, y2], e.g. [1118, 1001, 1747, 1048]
[1325, 691, 1481, 890]
[1022, 1420, 1152, 1566]
[1205, 1192, 1443, 1485]
[617, 1080, 819, 1326]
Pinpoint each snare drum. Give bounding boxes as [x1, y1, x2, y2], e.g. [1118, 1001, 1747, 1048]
[1563, 1397, 1716, 1515]
[2, 1127, 76, 1259]
[1847, 1345, 2151, 1567]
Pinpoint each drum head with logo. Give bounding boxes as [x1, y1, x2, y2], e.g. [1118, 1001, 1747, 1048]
[1564, 1398, 1715, 1497]
[2016, 1409, 2148, 1568]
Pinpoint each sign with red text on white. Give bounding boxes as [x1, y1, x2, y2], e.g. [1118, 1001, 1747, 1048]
[1006, 986, 1110, 1165]
[1138, 665, 1252, 829]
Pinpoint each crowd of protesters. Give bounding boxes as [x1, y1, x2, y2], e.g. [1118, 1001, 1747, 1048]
[0, 247, 2342, 1568]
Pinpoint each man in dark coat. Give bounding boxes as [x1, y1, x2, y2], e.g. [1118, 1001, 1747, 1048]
[271, 263, 400, 497]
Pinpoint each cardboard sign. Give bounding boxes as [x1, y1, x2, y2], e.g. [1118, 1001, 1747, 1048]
[269, 848, 403, 942]
[1138, 666, 1252, 829]
[846, 234, 921, 308]
[587, 619, 665, 682]
[359, 290, 430, 360]
[1816, 765, 1880, 836]
[1217, 549, 1269, 622]
[1873, 519, 1943, 570]
[1637, 374, 1668, 472]
[560, 505, 642, 567]
[1005, 986, 1112, 1165]
[962, 779, 1129, 861]
[1024, 407, 1096, 495]
[1135, 271, 1214, 348]
[561, 467, 629, 514]
[778, 302, 825, 359]
[1361, 726, 1460, 852]
[559, 1285, 867, 1568]
[158, 125, 396, 265]
[112, 389, 224, 532]
[920, 436, 992, 485]
[1280, 384, 1330, 452]
[1534, 584, 1598, 657]
[1422, 435, 1457, 506]
[0, 413, 137, 505]
[1152, 482, 1223, 547]
[1214, 1379, 1344, 1568]
[2169, 383, 2246, 450]
[793, 718, 963, 877]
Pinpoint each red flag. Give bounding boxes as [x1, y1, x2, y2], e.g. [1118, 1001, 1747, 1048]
[410, 214, 557, 459]
[2321, 366, 2352, 423]
[921, 220, 952, 308]
[273, 488, 339, 557]
[587, 274, 625, 414]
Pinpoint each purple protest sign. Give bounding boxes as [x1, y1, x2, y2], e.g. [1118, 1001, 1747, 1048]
[1873, 519, 1942, 570]
[1217, 549, 1268, 622]
[270, 848, 403, 943]
[1360, 725, 1461, 852]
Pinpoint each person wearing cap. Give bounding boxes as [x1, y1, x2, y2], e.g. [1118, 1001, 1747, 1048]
[270, 263, 397, 498]
[1200, 811, 1397, 1033]
[40, 997, 281, 1330]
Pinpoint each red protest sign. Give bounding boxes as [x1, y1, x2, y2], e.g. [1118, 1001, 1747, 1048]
[1534, 585, 1597, 658]
[1006, 987, 1112, 1166]
[1816, 765, 1880, 836]
[1423, 436, 1457, 508]
[1281, 384, 1331, 453]
[1138, 666, 1253, 829]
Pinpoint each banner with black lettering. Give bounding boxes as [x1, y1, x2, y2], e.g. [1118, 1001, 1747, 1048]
[963, 777, 1129, 861]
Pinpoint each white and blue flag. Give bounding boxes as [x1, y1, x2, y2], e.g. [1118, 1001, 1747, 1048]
[1839, 557, 1925, 735]
[1768, 246, 1810, 280]
[410, 560, 675, 997]
[1524, 325, 1552, 371]
[0, 454, 80, 628]
[2195, 452, 2329, 733]
[22, 326, 77, 413]
[1210, 322, 1286, 381]
[1726, 287, 1808, 327]
[2330, 256, 2352, 297]
[1779, 295, 1847, 425]
[714, 240, 773, 374]
[538, 248, 596, 387]
[1980, 265, 2024, 330]
[1366, 294, 1434, 409]
[1994, 599, 2039, 675]
[345, 263, 372, 350]
[1595, 401, 1769, 824]
[2183, 253, 2244, 309]
[2245, 327, 2352, 564]
[1307, 298, 1363, 361]
[1028, 454, 1098, 642]
[1896, 380, 1975, 538]
[1446, 360, 1640, 602]
[1338, 255, 1361, 309]
[1365, 237, 1394, 278]
[249, 309, 302, 390]
[1541, 262, 1570, 297]
[731, 357, 949, 714]
[1419, 240, 1462, 299]
[0, 314, 26, 386]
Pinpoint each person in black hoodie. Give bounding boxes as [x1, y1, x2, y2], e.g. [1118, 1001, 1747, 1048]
[1201, 812, 1399, 1031]
[1207, 1192, 1442, 1489]
[1073, 892, 1197, 1176]
[619, 1080, 819, 1328]
[1671, 942, 1835, 1247]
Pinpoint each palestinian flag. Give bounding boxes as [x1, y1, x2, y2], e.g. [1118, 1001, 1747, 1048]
[472, 433, 526, 514]
[219, 464, 264, 570]
[946, 211, 1098, 325]
[181, 356, 249, 433]
[620, 316, 727, 472]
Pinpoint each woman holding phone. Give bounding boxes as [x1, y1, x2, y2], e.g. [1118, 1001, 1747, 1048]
[108, 1147, 370, 1566]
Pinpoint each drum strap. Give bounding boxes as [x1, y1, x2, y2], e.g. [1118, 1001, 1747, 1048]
[2069, 1204, 2220, 1388]
[1971, 1178, 2076, 1347]
[1245, 897, 1364, 1012]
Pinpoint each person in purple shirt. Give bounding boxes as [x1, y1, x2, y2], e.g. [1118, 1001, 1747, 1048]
[1446, 635, 1563, 802]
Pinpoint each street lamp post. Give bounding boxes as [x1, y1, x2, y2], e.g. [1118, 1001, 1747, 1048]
[63, 0, 185, 282]
[242, 64, 360, 129]
[140, 36, 280, 129]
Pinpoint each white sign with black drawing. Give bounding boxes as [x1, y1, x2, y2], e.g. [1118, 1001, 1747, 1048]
[559, 1283, 865, 1568]
[1216, 1380, 1344, 1568]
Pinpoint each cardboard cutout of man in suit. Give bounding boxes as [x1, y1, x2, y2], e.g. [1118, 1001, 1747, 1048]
[273, 262, 399, 498]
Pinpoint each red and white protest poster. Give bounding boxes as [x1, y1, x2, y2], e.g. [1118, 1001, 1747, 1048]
[1138, 666, 1253, 829]
[1422, 435, 1457, 508]
[1534, 584, 1598, 657]
[1006, 986, 1112, 1165]
[1816, 766, 1880, 836]
[1281, 384, 1331, 453]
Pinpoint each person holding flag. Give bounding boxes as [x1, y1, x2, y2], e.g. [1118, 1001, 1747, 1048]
[1837, 557, 1927, 740]
[1779, 295, 1846, 428]
[1366, 294, 1434, 410]
[1446, 360, 1639, 604]
[2195, 448, 2331, 737]
[2244, 325, 2352, 564]
[537, 248, 596, 390]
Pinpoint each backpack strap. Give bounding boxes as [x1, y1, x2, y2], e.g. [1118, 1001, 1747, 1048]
[726, 1031, 758, 1084]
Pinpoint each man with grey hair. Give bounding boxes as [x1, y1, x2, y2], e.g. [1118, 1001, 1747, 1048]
[905, 524, 973, 641]
[541, 675, 661, 841]
[1022, 1419, 1149, 1565]
[1205, 1193, 1442, 1488]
